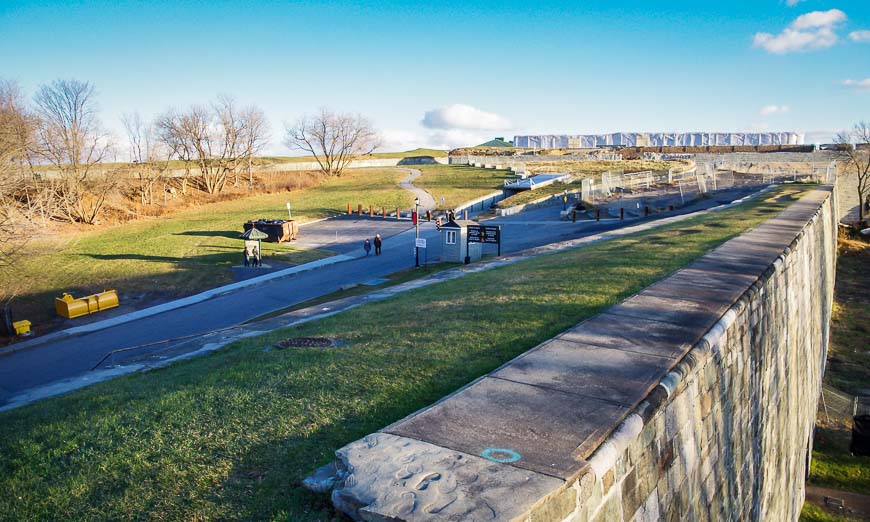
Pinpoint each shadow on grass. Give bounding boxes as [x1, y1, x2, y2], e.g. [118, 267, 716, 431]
[174, 230, 243, 239]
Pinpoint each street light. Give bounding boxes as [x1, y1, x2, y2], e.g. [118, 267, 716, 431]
[414, 197, 420, 268]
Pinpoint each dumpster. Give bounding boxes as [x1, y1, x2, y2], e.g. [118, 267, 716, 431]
[243, 219, 298, 242]
[55, 290, 120, 319]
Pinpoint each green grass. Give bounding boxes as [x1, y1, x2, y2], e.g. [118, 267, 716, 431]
[262, 148, 448, 163]
[4, 168, 415, 331]
[800, 502, 864, 521]
[0, 186, 812, 521]
[413, 164, 513, 209]
[805, 233, 870, 498]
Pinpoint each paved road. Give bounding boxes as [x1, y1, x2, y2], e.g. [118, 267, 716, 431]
[0, 185, 761, 405]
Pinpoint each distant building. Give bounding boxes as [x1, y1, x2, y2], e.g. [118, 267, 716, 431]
[513, 132, 805, 149]
[476, 137, 514, 148]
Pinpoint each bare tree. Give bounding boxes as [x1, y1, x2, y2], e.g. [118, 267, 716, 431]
[239, 104, 270, 189]
[835, 121, 870, 226]
[31, 79, 116, 224]
[0, 80, 34, 269]
[284, 107, 380, 176]
[122, 112, 171, 205]
[155, 97, 270, 194]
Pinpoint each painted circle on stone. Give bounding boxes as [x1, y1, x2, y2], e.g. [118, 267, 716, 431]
[481, 448, 522, 463]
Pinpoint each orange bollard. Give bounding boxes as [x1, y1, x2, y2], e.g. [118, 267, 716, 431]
[396, 207, 400, 220]
[347, 203, 351, 215]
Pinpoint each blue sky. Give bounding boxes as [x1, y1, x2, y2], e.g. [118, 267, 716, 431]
[1, 0, 868, 153]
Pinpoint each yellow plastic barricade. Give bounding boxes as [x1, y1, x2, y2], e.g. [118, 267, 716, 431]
[13, 320, 31, 336]
[55, 290, 120, 319]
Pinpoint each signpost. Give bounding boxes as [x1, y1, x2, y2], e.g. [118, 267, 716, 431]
[466, 224, 502, 261]
[286, 202, 292, 219]
[415, 238, 427, 267]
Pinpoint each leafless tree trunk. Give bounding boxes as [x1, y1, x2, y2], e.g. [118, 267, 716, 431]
[284, 107, 380, 177]
[122, 112, 170, 205]
[835, 122, 870, 226]
[31, 79, 116, 224]
[0, 79, 35, 272]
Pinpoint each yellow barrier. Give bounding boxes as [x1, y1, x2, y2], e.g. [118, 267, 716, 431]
[55, 290, 120, 319]
[13, 320, 30, 336]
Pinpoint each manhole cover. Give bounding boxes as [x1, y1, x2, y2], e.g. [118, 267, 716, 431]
[275, 337, 340, 349]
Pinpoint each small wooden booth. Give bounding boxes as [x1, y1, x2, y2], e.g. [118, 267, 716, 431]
[439, 219, 482, 264]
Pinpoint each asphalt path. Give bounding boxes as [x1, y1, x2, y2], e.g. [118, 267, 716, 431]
[0, 185, 760, 404]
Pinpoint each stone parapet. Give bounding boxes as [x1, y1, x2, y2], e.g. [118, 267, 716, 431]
[307, 187, 837, 521]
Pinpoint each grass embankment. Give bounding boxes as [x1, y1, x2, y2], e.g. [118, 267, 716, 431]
[264, 148, 448, 163]
[0, 186, 812, 521]
[4, 168, 414, 332]
[413, 164, 512, 209]
[800, 232, 870, 522]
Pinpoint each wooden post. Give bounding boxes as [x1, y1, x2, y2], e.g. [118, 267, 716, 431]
[382, 207, 386, 219]
[347, 203, 351, 215]
[358, 204, 363, 215]
[369, 205, 373, 217]
[396, 207, 400, 220]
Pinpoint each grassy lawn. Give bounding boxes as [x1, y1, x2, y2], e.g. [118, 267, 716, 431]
[801, 502, 865, 521]
[261, 148, 448, 164]
[0, 186, 811, 521]
[4, 168, 415, 332]
[803, 233, 870, 507]
[413, 164, 513, 209]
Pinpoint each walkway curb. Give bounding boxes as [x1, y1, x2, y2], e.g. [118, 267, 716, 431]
[0, 253, 356, 358]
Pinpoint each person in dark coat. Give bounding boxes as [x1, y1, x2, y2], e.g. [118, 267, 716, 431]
[363, 238, 372, 256]
[373, 234, 382, 256]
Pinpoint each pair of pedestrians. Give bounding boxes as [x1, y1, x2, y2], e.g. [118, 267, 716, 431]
[363, 234, 383, 256]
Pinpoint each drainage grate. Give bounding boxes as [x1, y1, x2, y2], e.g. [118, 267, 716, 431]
[274, 337, 341, 349]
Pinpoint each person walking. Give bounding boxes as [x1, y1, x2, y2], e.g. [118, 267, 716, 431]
[243, 246, 250, 267]
[252, 246, 260, 267]
[373, 234, 382, 256]
[363, 238, 372, 256]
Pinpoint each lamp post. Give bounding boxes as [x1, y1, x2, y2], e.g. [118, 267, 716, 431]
[414, 196, 420, 268]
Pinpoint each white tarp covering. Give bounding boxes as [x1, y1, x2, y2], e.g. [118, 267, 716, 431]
[513, 132, 805, 148]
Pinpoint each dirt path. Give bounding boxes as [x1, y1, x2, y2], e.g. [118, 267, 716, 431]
[398, 169, 436, 211]
[805, 485, 870, 519]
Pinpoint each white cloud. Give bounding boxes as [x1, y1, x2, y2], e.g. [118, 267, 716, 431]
[753, 9, 846, 53]
[848, 30, 870, 42]
[843, 78, 870, 91]
[790, 9, 846, 30]
[785, 0, 805, 6]
[759, 104, 790, 116]
[421, 104, 512, 130]
[380, 128, 493, 151]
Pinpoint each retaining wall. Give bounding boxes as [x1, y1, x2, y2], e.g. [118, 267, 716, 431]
[310, 187, 837, 522]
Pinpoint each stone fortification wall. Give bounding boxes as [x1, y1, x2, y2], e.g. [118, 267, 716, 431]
[566, 188, 837, 521]
[310, 187, 837, 522]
